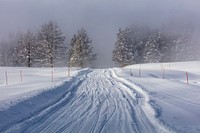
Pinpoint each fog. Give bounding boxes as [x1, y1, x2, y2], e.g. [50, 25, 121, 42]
[0, 0, 200, 68]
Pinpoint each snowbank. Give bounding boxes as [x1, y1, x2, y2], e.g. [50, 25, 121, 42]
[0, 67, 81, 110]
[114, 61, 200, 133]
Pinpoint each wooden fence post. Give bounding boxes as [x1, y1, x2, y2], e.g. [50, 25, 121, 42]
[186, 71, 189, 84]
[68, 67, 70, 77]
[5, 71, 8, 85]
[139, 64, 142, 77]
[162, 69, 165, 79]
[130, 68, 133, 76]
[139, 69, 141, 77]
[52, 69, 54, 83]
[20, 70, 22, 82]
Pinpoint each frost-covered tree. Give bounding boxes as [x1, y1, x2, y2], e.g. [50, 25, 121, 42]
[172, 32, 193, 61]
[112, 28, 134, 67]
[0, 41, 11, 66]
[158, 33, 174, 62]
[10, 31, 36, 67]
[68, 29, 96, 67]
[130, 26, 151, 64]
[0, 35, 21, 66]
[36, 21, 65, 67]
[113, 25, 196, 65]
[0, 42, 6, 66]
[144, 31, 162, 63]
[161, 21, 195, 62]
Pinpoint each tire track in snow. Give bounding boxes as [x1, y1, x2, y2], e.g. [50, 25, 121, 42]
[2, 69, 175, 133]
[1, 69, 91, 133]
[106, 71, 155, 133]
[103, 76, 139, 133]
[110, 69, 175, 133]
[97, 94, 117, 133]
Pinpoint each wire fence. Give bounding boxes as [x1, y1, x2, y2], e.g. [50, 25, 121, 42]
[0, 67, 75, 86]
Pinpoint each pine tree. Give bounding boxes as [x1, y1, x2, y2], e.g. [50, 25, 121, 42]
[112, 28, 134, 67]
[172, 32, 193, 62]
[0, 41, 10, 66]
[161, 21, 195, 62]
[158, 33, 174, 62]
[68, 29, 96, 67]
[36, 21, 65, 67]
[144, 31, 162, 63]
[130, 26, 150, 64]
[0, 42, 6, 66]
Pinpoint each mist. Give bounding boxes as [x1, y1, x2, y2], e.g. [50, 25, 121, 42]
[0, 0, 200, 68]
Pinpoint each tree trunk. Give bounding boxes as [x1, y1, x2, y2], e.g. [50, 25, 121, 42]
[50, 56, 53, 67]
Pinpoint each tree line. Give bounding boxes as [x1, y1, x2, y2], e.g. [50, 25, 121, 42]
[113, 25, 197, 67]
[0, 21, 96, 67]
[0, 21, 198, 68]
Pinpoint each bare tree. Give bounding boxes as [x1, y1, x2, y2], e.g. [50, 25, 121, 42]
[36, 21, 65, 67]
[11, 31, 36, 67]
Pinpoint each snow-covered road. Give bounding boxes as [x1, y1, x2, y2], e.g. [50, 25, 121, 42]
[1, 69, 173, 133]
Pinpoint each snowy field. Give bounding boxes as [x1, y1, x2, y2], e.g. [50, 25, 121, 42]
[0, 61, 200, 133]
[114, 61, 200, 133]
[0, 67, 82, 110]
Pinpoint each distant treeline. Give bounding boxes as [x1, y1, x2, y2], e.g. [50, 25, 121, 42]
[113, 25, 198, 67]
[0, 21, 96, 67]
[0, 20, 198, 67]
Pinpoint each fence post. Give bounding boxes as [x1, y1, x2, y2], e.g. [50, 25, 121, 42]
[68, 67, 70, 77]
[162, 69, 165, 79]
[20, 70, 22, 82]
[139, 64, 142, 77]
[130, 68, 133, 76]
[160, 63, 164, 71]
[52, 69, 54, 83]
[139, 69, 141, 77]
[5, 71, 8, 85]
[186, 71, 189, 84]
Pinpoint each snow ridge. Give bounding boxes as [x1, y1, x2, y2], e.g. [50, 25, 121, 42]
[110, 69, 175, 133]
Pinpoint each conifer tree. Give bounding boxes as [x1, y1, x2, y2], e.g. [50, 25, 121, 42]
[68, 29, 96, 67]
[112, 28, 134, 67]
[144, 32, 162, 63]
[130, 26, 150, 64]
[172, 32, 193, 61]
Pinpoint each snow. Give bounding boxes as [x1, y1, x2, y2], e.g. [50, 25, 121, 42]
[0, 61, 200, 133]
[114, 61, 200, 133]
[0, 67, 81, 110]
